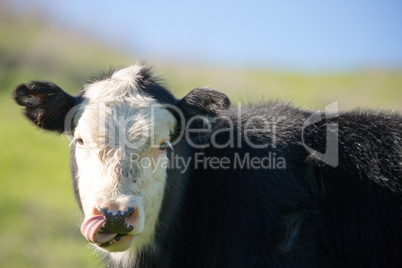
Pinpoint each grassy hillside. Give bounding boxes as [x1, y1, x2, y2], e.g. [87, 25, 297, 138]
[164, 65, 402, 110]
[0, 3, 401, 268]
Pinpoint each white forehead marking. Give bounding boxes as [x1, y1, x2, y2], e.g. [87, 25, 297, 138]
[84, 65, 146, 103]
[77, 64, 176, 148]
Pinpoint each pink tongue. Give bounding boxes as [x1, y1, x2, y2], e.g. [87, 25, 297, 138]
[80, 215, 117, 243]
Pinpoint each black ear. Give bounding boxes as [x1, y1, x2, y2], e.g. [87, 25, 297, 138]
[12, 81, 82, 133]
[176, 87, 231, 119]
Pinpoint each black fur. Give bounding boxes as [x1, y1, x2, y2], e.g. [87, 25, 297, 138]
[176, 87, 231, 118]
[13, 67, 402, 268]
[13, 81, 81, 133]
[140, 104, 401, 268]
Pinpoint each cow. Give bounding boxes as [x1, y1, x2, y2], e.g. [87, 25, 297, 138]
[13, 64, 402, 267]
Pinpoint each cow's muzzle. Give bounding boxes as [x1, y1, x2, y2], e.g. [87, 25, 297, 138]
[80, 204, 143, 252]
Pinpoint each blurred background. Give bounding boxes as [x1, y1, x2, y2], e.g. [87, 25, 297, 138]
[0, 0, 401, 267]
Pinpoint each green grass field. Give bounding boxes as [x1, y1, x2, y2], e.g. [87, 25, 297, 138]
[1, 5, 401, 268]
[0, 90, 101, 267]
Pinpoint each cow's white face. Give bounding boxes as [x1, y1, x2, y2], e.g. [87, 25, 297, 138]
[73, 66, 176, 254]
[13, 63, 230, 267]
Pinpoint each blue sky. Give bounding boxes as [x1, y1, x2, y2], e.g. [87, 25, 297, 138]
[12, 0, 402, 71]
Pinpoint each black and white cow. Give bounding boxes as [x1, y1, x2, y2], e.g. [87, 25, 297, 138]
[13, 64, 402, 267]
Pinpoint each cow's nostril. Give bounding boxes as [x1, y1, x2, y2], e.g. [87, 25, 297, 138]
[97, 206, 135, 234]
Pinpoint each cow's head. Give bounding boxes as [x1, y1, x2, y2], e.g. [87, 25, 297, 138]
[13, 64, 230, 255]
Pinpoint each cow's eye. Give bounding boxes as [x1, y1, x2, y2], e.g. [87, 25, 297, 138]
[159, 141, 174, 152]
[76, 137, 84, 145]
